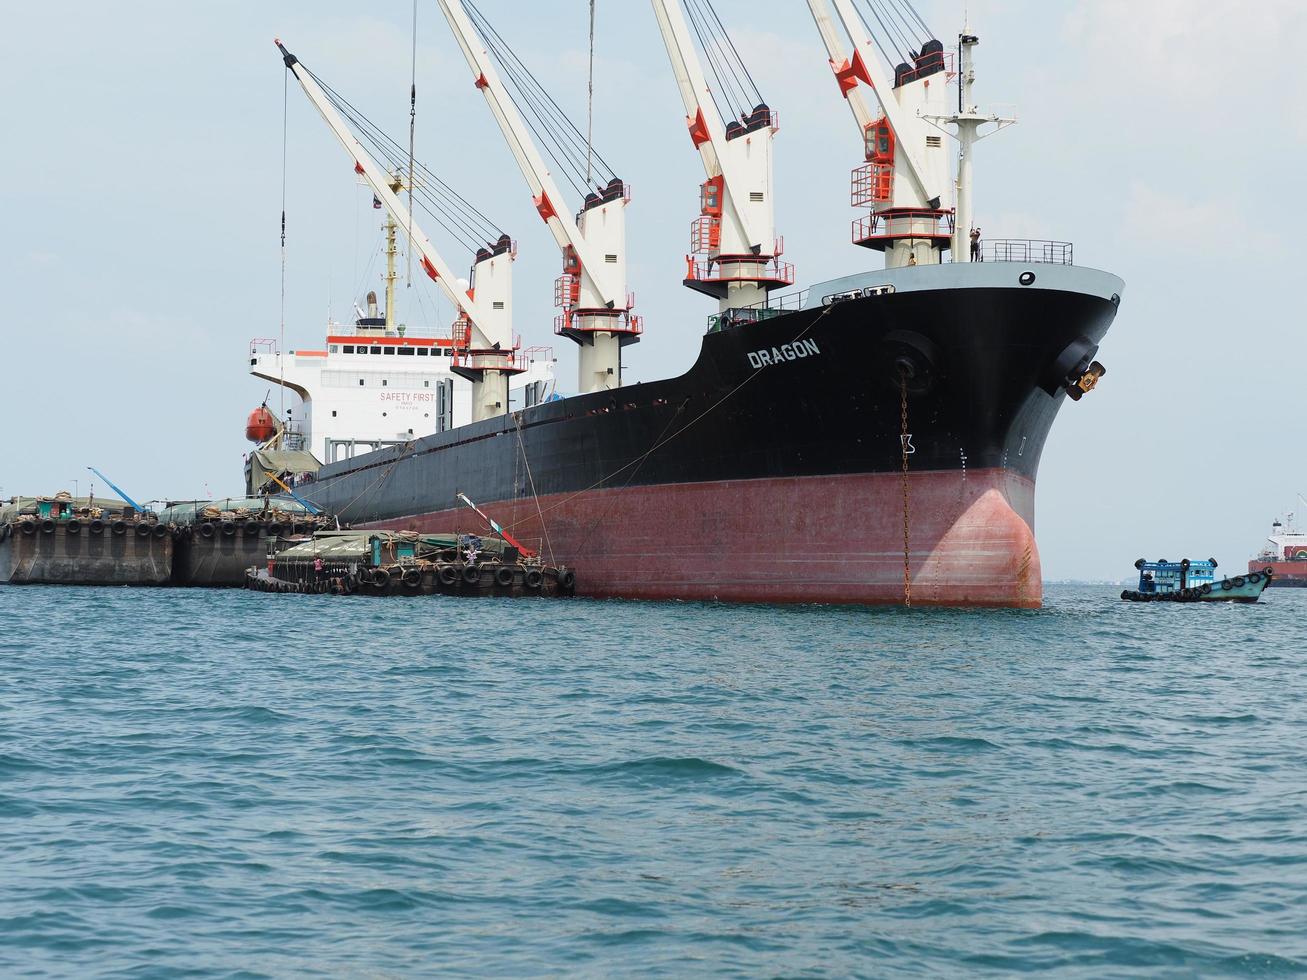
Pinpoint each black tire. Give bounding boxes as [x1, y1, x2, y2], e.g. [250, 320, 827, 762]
[89, 518, 105, 535]
[495, 566, 515, 588]
[1201, 584, 1212, 595]
[135, 522, 153, 538]
[1180, 558, 1190, 570]
[1248, 572, 1261, 585]
[65, 519, 81, 534]
[243, 521, 261, 538]
[1232, 576, 1246, 588]
[402, 568, 422, 588]
[1134, 558, 1145, 570]
[1221, 579, 1232, 591]
[221, 520, 236, 537]
[21, 521, 36, 535]
[199, 522, 216, 539]
[438, 564, 458, 586]
[153, 523, 168, 539]
[559, 569, 576, 592]
[110, 519, 127, 536]
[1120, 589, 1131, 600]
[1209, 558, 1219, 568]
[266, 522, 284, 537]
[372, 567, 391, 588]
[41, 518, 56, 534]
[461, 565, 481, 585]
[1158, 559, 1169, 565]
[525, 569, 544, 590]
[1265, 567, 1275, 578]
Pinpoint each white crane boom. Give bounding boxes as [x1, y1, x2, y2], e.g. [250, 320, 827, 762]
[276, 39, 502, 348]
[806, 0, 876, 133]
[807, 0, 943, 208]
[649, 0, 765, 252]
[434, 0, 621, 308]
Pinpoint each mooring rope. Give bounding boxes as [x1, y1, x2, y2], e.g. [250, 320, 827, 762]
[512, 413, 556, 567]
[505, 304, 837, 532]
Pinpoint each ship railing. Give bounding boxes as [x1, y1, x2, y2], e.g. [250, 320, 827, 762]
[974, 239, 1074, 265]
[706, 288, 809, 334]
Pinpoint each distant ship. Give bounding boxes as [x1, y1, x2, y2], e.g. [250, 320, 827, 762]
[249, 0, 1122, 607]
[1249, 513, 1307, 587]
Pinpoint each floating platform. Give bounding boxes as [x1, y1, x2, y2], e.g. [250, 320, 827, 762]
[243, 530, 575, 598]
[0, 495, 336, 587]
[1, 509, 172, 586]
[159, 499, 331, 587]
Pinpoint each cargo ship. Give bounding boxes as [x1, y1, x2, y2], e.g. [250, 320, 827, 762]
[1249, 513, 1307, 587]
[250, 1, 1122, 607]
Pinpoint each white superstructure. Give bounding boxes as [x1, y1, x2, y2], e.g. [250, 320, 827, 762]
[249, 325, 554, 465]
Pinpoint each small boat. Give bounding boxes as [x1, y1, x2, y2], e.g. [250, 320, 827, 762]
[1121, 558, 1272, 603]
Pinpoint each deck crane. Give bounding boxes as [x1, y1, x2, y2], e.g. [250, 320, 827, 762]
[277, 39, 523, 423]
[650, 0, 793, 312]
[436, 0, 640, 395]
[805, 0, 957, 267]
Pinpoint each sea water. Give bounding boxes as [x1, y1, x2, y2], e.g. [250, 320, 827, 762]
[2, 585, 1305, 977]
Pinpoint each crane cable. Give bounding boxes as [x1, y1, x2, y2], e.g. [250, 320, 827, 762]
[466, 0, 618, 198]
[407, 0, 417, 289]
[279, 69, 288, 429]
[306, 66, 507, 252]
[586, 0, 595, 186]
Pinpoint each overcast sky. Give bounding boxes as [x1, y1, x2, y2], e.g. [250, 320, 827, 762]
[1, 0, 1303, 580]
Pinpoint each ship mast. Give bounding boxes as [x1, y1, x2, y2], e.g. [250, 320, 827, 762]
[383, 175, 401, 332]
[933, 24, 1014, 262]
[436, 0, 641, 394]
[650, 0, 793, 312]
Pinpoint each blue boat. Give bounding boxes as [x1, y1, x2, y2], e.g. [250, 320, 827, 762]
[1121, 558, 1273, 603]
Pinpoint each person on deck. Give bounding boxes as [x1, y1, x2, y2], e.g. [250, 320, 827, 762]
[970, 227, 982, 262]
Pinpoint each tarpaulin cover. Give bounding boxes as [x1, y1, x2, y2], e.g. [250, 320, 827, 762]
[249, 449, 321, 494]
[156, 498, 313, 524]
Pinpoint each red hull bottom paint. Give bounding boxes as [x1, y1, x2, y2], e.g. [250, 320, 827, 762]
[366, 467, 1041, 608]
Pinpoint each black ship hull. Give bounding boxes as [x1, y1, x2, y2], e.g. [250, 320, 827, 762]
[296, 265, 1123, 606]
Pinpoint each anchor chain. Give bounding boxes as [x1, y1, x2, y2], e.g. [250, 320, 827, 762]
[899, 370, 912, 608]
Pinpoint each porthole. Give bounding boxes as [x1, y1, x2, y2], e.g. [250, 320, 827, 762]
[1019, 271, 1037, 286]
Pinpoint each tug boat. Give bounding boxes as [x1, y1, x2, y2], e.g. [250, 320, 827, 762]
[1121, 558, 1272, 603]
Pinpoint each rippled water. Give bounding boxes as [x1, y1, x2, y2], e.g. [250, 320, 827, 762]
[2, 584, 1305, 977]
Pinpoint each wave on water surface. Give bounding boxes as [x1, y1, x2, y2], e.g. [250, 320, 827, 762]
[1, 584, 1306, 976]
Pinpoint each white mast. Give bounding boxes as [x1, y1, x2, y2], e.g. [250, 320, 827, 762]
[436, 0, 640, 394]
[277, 39, 521, 422]
[933, 28, 1015, 262]
[650, 0, 791, 312]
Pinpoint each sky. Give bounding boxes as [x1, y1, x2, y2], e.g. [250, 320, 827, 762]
[1, 0, 1303, 581]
